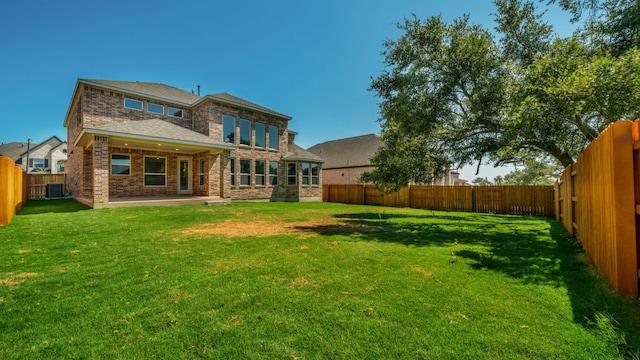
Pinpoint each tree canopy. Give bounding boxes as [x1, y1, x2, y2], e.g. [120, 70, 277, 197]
[364, 0, 640, 191]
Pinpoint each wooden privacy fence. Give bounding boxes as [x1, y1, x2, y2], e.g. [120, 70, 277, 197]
[323, 184, 555, 217]
[28, 174, 67, 200]
[555, 119, 639, 297]
[0, 156, 27, 226]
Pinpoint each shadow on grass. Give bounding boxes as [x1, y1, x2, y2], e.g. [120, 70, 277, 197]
[295, 210, 640, 357]
[18, 199, 91, 215]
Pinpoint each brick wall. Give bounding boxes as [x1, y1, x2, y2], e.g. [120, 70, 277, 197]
[322, 166, 374, 184]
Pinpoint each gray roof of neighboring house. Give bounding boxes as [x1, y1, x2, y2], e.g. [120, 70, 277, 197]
[82, 79, 202, 105]
[283, 143, 324, 163]
[86, 119, 235, 148]
[78, 79, 291, 119]
[307, 134, 383, 169]
[0, 142, 33, 161]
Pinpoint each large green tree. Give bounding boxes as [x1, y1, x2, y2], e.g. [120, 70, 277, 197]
[365, 0, 640, 191]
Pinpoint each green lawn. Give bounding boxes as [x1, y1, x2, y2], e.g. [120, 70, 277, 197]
[1, 200, 639, 359]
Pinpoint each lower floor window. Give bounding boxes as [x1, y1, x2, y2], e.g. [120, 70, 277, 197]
[311, 163, 319, 185]
[269, 161, 278, 186]
[240, 159, 251, 186]
[144, 156, 166, 186]
[199, 158, 205, 186]
[255, 160, 265, 186]
[302, 163, 310, 185]
[230, 158, 236, 186]
[287, 163, 297, 186]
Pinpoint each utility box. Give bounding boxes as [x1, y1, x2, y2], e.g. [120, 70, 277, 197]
[46, 183, 63, 198]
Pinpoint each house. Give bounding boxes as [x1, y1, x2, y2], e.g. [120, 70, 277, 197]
[307, 133, 465, 185]
[63, 79, 323, 208]
[307, 134, 384, 184]
[0, 137, 67, 173]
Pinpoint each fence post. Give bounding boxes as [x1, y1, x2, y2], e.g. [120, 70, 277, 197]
[14, 164, 23, 213]
[0, 156, 16, 225]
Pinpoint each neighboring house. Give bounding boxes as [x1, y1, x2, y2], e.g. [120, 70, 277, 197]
[0, 137, 67, 173]
[307, 133, 465, 185]
[307, 134, 383, 184]
[63, 79, 323, 208]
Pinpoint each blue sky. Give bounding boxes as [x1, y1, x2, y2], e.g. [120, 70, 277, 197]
[0, 0, 575, 180]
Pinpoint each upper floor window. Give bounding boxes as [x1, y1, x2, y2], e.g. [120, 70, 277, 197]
[223, 116, 235, 144]
[168, 106, 183, 118]
[147, 102, 164, 115]
[268, 125, 279, 150]
[239, 119, 251, 146]
[111, 154, 130, 175]
[255, 123, 266, 148]
[124, 98, 143, 111]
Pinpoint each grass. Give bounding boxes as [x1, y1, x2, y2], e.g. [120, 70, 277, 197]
[1, 200, 639, 359]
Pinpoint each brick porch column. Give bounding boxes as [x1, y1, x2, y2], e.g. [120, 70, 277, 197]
[92, 136, 109, 204]
[221, 150, 231, 199]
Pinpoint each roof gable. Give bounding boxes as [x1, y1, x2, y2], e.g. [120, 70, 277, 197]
[307, 134, 383, 169]
[19, 136, 63, 157]
[203, 93, 292, 120]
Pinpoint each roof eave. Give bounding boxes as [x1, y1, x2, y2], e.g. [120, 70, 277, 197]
[81, 79, 194, 106]
[76, 128, 237, 151]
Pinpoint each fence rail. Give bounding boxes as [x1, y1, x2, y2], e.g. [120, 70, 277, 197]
[555, 119, 639, 297]
[323, 184, 555, 217]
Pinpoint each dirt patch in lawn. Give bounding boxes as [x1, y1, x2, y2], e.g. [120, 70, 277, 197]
[181, 217, 370, 238]
[0, 272, 39, 288]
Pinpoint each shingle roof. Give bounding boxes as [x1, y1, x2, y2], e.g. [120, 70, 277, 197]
[0, 142, 33, 161]
[206, 93, 291, 120]
[79, 79, 291, 120]
[307, 134, 383, 169]
[283, 144, 324, 163]
[81, 79, 202, 105]
[87, 119, 234, 148]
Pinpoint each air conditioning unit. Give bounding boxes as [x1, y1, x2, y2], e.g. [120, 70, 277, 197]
[46, 184, 63, 198]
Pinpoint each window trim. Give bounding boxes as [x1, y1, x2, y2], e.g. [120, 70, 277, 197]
[143, 156, 167, 187]
[168, 106, 183, 118]
[147, 102, 164, 115]
[111, 154, 131, 176]
[30, 158, 47, 169]
[240, 159, 251, 186]
[124, 98, 143, 111]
